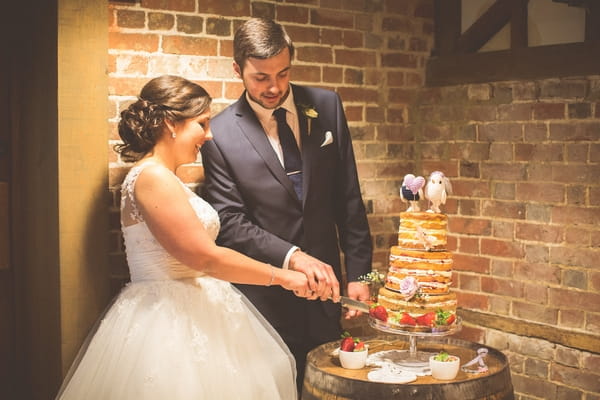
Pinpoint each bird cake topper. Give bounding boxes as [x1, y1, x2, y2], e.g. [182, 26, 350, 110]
[400, 174, 425, 212]
[425, 171, 452, 213]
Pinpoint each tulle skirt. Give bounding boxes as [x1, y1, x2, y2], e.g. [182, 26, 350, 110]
[56, 277, 297, 400]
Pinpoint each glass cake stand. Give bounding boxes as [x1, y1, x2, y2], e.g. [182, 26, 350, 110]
[368, 316, 462, 374]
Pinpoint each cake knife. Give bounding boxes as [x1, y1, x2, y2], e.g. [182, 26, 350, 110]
[338, 296, 370, 313]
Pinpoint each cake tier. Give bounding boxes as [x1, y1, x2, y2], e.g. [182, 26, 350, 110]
[397, 212, 447, 250]
[386, 246, 453, 294]
[378, 287, 457, 316]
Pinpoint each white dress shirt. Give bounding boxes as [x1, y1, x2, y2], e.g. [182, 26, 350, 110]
[245, 87, 302, 269]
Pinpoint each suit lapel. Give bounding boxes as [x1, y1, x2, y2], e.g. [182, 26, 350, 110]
[234, 95, 300, 203]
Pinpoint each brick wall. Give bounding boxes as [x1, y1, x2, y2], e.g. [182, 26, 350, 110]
[107, 1, 599, 398]
[409, 78, 600, 399]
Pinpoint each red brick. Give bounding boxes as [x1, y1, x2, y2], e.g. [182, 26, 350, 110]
[558, 308, 585, 330]
[296, 46, 333, 64]
[276, 4, 309, 23]
[148, 12, 175, 30]
[533, 102, 565, 119]
[549, 287, 600, 313]
[116, 10, 145, 28]
[323, 66, 343, 83]
[449, 217, 491, 236]
[479, 123, 523, 141]
[515, 222, 562, 244]
[552, 206, 600, 226]
[551, 364, 600, 393]
[162, 36, 218, 55]
[481, 238, 524, 258]
[482, 276, 523, 297]
[453, 253, 490, 274]
[515, 182, 565, 204]
[335, 49, 377, 67]
[292, 65, 321, 83]
[497, 103, 532, 121]
[337, 86, 379, 103]
[343, 30, 363, 48]
[178, 15, 204, 34]
[456, 272, 480, 291]
[482, 200, 525, 220]
[549, 122, 600, 141]
[224, 81, 244, 100]
[109, 32, 160, 52]
[310, 9, 354, 28]
[456, 291, 489, 310]
[345, 105, 364, 122]
[141, 0, 195, 12]
[553, 164, 600, 183]
[451, 179, 490, 198]
[113, 54, 149, 75]
[382, 16, 413, 33]
[514, 262, 560, 284]
[381, 53, 419, 68]
[109, 76, 149, 97]
[511, 374, 558, 399]
[513, 301, 558, 325]
[523, 123, 548, 142]
[458, 236, 479, 254]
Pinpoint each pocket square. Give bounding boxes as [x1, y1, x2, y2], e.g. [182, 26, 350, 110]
[320, 131, 333, 147]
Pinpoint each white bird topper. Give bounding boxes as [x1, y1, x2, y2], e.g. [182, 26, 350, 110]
[425, 171, 452, 213]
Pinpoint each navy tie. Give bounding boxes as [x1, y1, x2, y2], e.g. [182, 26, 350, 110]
[273, 107, 302, 200]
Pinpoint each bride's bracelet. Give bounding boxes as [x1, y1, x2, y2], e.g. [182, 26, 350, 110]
[266, 265, 276, 286]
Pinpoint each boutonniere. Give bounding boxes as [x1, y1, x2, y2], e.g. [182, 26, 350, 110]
[298, 104, 318, 133]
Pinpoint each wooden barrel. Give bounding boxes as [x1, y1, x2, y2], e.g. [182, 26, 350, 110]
[302, 336, 514, 400]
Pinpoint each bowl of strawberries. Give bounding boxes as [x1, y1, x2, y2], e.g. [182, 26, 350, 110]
[338, 331, 368, 369]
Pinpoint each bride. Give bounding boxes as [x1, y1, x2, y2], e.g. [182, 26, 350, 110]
[56, 75, 339, 399]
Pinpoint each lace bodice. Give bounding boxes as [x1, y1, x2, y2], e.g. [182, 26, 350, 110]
[120, 163, 220, 282]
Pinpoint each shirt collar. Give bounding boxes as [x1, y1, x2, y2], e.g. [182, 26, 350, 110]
[245, 86, 298, 122]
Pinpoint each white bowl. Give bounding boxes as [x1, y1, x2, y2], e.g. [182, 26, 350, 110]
[429, 354, 460, 380]
[339, 347, 368, 369]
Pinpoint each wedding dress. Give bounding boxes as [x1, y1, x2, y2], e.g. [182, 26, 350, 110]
[56, 163, 297, 400]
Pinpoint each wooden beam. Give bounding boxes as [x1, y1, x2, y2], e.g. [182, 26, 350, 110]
[432, 0, 461, 56]
[511, 0, 529, 49]
[456, 0, 512, 53]
[426, 40, 600, 86]
[459, 308, 600, 354]
[585, 0, 600, 41]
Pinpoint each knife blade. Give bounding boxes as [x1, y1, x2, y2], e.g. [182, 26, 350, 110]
[339, 296, 370, 313]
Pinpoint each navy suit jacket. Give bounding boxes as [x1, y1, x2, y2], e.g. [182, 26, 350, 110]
[200, 84, 372, 330]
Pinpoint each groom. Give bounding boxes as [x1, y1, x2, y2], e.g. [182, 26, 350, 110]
[200, 18, 372, 391]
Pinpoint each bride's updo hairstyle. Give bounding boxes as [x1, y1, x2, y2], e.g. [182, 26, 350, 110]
[116, 75, 211, 162]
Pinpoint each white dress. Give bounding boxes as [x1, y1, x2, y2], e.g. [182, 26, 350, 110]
[56, 163, 297, 400]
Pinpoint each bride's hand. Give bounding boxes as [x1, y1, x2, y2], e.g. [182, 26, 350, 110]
[279, 269, 315, 299]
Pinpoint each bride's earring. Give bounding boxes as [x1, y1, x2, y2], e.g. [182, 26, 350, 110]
[171, 131, 176, 138]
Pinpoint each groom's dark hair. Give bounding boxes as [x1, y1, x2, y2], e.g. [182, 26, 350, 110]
[233, 18, 295, 71]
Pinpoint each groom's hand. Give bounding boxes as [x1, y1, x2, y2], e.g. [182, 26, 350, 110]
[289, 250, 340, 302]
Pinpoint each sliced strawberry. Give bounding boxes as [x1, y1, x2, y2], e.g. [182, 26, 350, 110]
[353, 341, 365, 352]
[398, 312, 416, 326]
[446, 314, 456, 325]
[415, 311, 436, 327]
[369, 304, 389, 322]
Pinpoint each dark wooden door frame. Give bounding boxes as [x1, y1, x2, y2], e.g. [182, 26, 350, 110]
[427, 0, 600, 86]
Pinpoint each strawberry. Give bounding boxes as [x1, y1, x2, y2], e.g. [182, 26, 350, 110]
[446, 314, 456, 325]
[369, 304, 388, 322]
[340, 331, 355, 352]
[415, 311, 436, 327]
[353, 341, 366, 352]
[398, 312, 416, 326]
